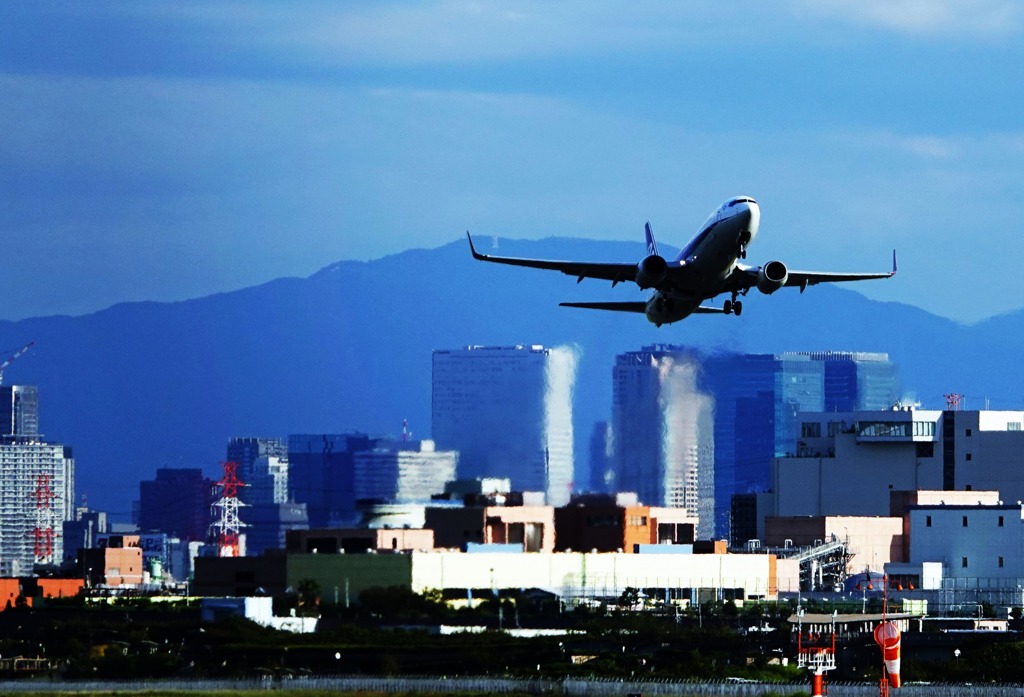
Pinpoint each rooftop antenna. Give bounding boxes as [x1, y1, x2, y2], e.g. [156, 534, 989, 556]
[944, 393, 963, 411]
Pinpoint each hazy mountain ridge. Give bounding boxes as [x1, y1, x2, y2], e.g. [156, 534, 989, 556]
[0, 238, 1018, 514]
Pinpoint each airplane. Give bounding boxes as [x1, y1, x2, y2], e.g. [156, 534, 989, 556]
[466, 196, 896, 326]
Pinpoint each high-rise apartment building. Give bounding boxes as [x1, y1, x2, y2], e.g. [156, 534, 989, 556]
[611, 348, 715, 539]
[432, 345, 577, 506]
[0, 385, 74, 575]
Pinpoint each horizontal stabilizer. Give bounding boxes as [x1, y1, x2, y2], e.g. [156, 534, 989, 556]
[559, 301, 647, 314]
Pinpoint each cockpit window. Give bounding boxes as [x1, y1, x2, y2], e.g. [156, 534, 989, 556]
[727, 197, 756, 208]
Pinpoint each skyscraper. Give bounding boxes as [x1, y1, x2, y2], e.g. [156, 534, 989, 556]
[704, 351, 899, 536]
[611, 347, 715, 539]
[227, 437, 288, 505]
[287, 433, 379, 527]
[138, 469, 212, 541]
[432, 345, 577, 506]
[0, 385, 39, 440]
[608, 347, 900, 539]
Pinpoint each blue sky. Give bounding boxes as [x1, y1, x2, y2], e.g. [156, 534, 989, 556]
[2, 2, 1023, 322]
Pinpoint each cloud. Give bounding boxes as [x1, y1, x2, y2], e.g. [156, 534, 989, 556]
[792, 0, 1022, 37]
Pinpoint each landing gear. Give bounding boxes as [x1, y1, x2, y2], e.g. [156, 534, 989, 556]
[724, 294, 743, 316]
[739, 245, 747, 260]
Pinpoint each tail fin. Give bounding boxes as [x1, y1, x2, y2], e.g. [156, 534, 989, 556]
[644, 222, 659, 257]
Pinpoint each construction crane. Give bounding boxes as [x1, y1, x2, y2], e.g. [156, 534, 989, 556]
[0, 341, 35, 386]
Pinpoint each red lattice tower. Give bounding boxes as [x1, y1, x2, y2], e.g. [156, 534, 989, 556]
[945, 393, 963, 411]
[210, 461, 247, 557]
[32, 474, 56, 563]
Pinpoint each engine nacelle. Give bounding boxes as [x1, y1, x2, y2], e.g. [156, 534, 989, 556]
[635, 254, 668, 289]
[757, 260, 788, 294]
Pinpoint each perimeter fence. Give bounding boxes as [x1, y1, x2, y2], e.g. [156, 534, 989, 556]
[0, 676, 1023, 696]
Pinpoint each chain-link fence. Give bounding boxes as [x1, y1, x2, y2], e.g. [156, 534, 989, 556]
[1, 676, 1023, 696]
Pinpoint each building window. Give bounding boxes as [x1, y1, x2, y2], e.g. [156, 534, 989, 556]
[1009, 422, 1022, 431]
[801, 422, 821, 438]
[999, 556, 1005, 568]
[926, 515, 932, 527]
[999, 516, 1005, 527]
[966, 453, 972, 461]
[963, 516, 968, 527]
[966, 428, 972, 437]
[962, 557, 968, 568]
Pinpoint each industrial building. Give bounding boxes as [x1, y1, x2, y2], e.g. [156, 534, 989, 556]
[194, 549, 798, 603]
[432, 345, 576, 506]
[888, 496, 1024, 590]
[554, 493, 698, 553]
[286, 527, 434, 555]
[425, 497, 554, 553]
[78, 534, 145, 587]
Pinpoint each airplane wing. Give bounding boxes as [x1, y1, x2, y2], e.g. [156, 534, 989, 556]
[560, 302, 726, 314]
[468, 233, 638, 285]
[731, 251, 897, 292]
[559, 301, 646, 313]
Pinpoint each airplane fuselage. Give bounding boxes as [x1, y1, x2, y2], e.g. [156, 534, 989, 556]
[643, 197, 760, 324]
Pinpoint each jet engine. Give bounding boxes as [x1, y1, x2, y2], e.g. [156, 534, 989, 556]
[635, 255, 668, 289]
[756, 260, 788, 294]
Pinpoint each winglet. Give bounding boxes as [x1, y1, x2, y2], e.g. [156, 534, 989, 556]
[891, 249, 898, 276]
[466, 231, 485, 260]
[644, 222, 659, 257]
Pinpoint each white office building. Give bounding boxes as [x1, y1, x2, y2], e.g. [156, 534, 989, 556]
[770, 409, 1024, 519]
[432, 345, 576, 506]
[353, 439, 457, 504]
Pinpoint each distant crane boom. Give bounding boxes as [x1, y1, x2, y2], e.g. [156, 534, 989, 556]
[0, 341, 35, 386]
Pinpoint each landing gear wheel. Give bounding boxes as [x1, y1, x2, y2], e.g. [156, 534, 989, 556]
[734, 301, 743, 316]
[723, 299, 733, 315]
[739, 247, 747, 259]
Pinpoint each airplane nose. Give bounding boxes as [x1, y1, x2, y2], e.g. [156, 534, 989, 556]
[746, 201, 760, 229]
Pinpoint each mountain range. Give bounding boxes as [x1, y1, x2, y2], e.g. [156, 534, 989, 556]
[0, 237, 1019, 517]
